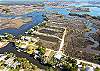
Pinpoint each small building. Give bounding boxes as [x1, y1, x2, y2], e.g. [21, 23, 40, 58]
[11, 61, 20, 69]
[78, 64, 82, 71]
[85, 66, 94, 71]
[5, 57, 15, 67]
[0, 35, 5, 38]
[0, 55, 7, 61]
[34, 50, 39, 55]
[54, 51, 62, 60]
[44, 48, 51, 57]
[21, 36, 31, 41]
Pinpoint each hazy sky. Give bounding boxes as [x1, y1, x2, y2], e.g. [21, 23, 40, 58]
[49, 0, 100, 1]
[0, 0, 45, 2]
[0, 0, 100, 2]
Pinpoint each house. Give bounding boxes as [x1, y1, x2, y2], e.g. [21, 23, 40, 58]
[77, 64, 82, 71]
[0, 55, 7, 61]
[5, 57, 15, 67]
[19, 41, 28, 49]
[34, 50, 39, 54]
[54, 51, 62, 60]
[0, 35, 5, 37]
[11, 61, 20, 69]
[34, 50, 39, 59]
[85, 66, 94, 71]
[0, 35, 6, 40]
[0, 54, 4, 57]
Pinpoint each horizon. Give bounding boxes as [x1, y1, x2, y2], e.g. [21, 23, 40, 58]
[0, 0, 100, 2]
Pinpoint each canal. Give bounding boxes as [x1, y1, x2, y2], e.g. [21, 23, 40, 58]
[0, 42, 47, 69]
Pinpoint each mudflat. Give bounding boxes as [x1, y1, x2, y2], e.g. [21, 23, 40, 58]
[0, 18, 32, 29]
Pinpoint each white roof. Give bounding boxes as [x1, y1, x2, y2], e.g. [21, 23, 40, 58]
[0, 54, 4, 56]
[11, 61, 20, 69]
[20, 45, 27, 49]
[0, 55, 7, 61]
[86, 66, 94, 71]
[5, 57, 14, 64]
[34, 55, 39, 59]
[54, 51, 62, 60]
[5, 57, 15, 66]
[0, 35, 5, 37]
[78, 65, 82, 68]
[34, 50, 39, 54]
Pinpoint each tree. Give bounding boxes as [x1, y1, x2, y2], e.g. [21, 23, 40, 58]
[46, 67, 59, 71]
[71, 59, 77, 64]
[70, 67, 78, 71]
[47, 56, 58, 66]
[81, 67, 85, 71]
[46, 67, 55, 71]
[62, 63, 71, 71]
[0, 37, 2, 41]
[95, 67, 100, 71]
[9, 68, 19, 71]
[33, 27, 38, 31]
[4, 33, 13, 40]
[38, 47, 46, 55]
[16, 58, 35, 70]
[27, 30, 33, 35]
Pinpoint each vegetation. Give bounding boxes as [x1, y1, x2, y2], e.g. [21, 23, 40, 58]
[95, 67, 100, 71]
[0, 61, 5, 69]
[60, 57, 78, 71]
[46, 67, 60, 71]
[37, 46, 46, 55]
[3, 33, 14, 40]
[81, 67, 85, 71]
[0, 52, 44, 71]
[16, 58, 36, 70]
[69, 13, 100, 20]
[26, 45, 35, 54]
[0, 9, 100, 71]
[0, 37, 2, 41]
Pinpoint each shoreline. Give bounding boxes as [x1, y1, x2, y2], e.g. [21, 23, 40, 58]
[0, 12, 45, 36]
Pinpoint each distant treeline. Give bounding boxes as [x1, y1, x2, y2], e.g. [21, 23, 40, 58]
[81, 5, 100, 8]
[69, 13, 100, 20]
[0, 1, 43, 5]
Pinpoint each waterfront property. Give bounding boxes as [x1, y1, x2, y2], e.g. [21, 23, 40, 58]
[0, 1, 100, 71]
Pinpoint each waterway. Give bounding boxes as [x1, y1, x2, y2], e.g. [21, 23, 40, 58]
[0, 42, 47, 69]
[45, 2, 100, 16]
[0, 1, 100, 68]
[0, 12, 45, 36]
[0, 2, 100, 36]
